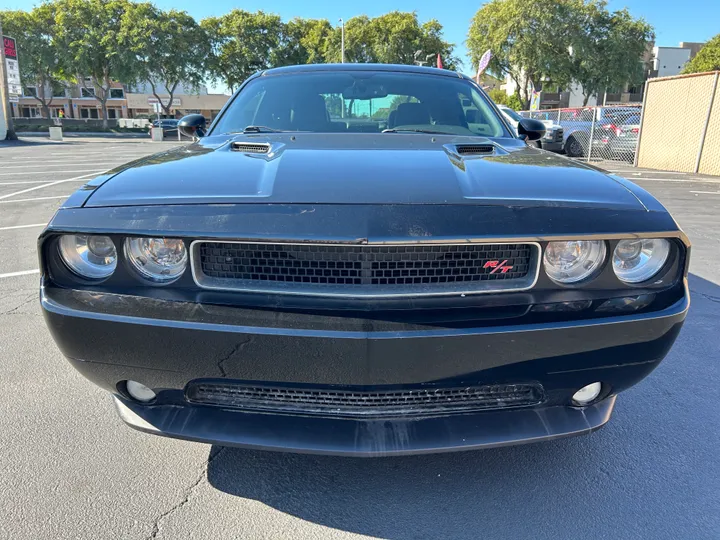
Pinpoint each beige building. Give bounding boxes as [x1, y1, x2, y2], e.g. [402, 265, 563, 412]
[11, 79, 229, 122]
[124, 93, 230, 121]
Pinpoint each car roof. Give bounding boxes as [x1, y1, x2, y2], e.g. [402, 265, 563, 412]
[261, 63, 467, 80]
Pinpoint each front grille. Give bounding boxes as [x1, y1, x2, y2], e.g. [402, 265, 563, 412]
[186, 381, 544, 418]
[192, 241, 538, 297]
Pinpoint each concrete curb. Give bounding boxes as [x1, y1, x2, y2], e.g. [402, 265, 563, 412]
[17, 131, 150, 139]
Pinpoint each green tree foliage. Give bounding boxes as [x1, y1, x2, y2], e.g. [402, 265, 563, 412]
[279, 18, 333, 65]
[202, 10, 286, 93]
[468, 0, 653, 109]
[122, 4, 209, 115]
[683, 34, 720, 74]
[54, 0, 138, 127]
[0, 5, 65, 119]
[488, 88, 523, 110]
[570, 2, 653, 105]
[325, 12, 458, 69]
[468, 0, 577, 109]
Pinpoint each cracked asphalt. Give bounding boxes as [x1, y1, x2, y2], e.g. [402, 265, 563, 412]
[1, 139, 718, 540]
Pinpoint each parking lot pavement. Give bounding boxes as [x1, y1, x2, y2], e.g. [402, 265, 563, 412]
[1, 141, 718, 540]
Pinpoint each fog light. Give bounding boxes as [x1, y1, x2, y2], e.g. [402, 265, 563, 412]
[572, 382, 602, 406]
[126, 380, 156, 402]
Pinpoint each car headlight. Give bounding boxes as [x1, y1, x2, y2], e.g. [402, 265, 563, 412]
[612, 239, 670, 283]
[58, 234, 117, 280]
[543, 240, 607, 284]
[124, 237, 187, 283]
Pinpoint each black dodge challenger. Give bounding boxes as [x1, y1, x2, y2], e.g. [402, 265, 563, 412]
[40, 64, 689, 456]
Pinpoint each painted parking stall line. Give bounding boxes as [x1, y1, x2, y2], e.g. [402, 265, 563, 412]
[0, 171, 105, 201]
[0, 223, 47, 231]
[0, 269, 39, 279]
[0, 195, 71, 205]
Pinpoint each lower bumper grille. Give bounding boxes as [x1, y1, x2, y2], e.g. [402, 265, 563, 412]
[185, 381, 544, 418]
[191, 241, 539, 297]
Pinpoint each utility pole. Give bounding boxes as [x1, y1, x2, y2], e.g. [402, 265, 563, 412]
[339, 19, 345, 63]
[0, 19, 18, 140]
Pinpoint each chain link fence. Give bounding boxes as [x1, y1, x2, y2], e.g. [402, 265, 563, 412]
[520, 105, 643, 163]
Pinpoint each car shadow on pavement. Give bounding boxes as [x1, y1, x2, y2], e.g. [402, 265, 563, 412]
[206, 274, 719, 539]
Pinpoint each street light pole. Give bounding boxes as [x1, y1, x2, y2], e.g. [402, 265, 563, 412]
[339, 19, 345, 63]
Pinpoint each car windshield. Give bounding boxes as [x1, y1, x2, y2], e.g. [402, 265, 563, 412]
[500, 107, 524, 122]
[211, 70, 508, 138]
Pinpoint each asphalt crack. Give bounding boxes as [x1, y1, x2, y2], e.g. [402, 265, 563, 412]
[0, 293, 37, 316]
[217, 337, 253, 377]
[690, 289, 720, 304]
[145, 447, 227, 540]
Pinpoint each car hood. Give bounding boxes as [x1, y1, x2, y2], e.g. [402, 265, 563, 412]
[83, 133, 644, 210]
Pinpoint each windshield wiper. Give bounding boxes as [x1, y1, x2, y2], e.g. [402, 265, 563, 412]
[242, 125, 284, 133]
[382, 128, 454, 135]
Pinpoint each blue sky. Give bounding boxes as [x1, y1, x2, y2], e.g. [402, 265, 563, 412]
[1, 0, 716, 92]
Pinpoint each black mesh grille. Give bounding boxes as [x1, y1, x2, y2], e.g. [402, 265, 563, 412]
[186, 381, 544, 417]
[197, 242, 533, 289]
[456, 144, 495, 155]
[231, 142, 270, 154]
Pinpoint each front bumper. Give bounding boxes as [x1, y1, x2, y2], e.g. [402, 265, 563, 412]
[541, 140, 564, 152]
[42, 284, 688, 456]
[115, 394, 616, 456]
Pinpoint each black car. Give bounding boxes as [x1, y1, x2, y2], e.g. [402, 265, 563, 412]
[40, 64, 689, 456]
[149, 118, 179, 137]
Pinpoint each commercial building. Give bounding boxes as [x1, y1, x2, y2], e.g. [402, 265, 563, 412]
[11, 79, 229, 122]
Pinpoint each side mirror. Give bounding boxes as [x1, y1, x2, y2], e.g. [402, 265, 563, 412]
[465, 109, 479, 123]
[178, 114, 207, 138]
[517, 118, 546, 141]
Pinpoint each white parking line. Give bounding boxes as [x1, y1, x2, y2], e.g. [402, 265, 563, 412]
[0, 180, 54, 185]
[0, 169, 105, 178]
[0, 162, 126, 170]
[0, 223, 46, 231]
[689, 190, 720, 195]
[0, 269, 39, 279]
[0, 171, 104, 201]
[0, 195, 70, 204]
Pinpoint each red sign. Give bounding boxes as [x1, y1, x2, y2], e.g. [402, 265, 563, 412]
[3, 36, 17, 60]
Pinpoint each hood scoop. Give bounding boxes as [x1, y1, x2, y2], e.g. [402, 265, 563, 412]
[231, 141, 271, 154]
[455, 144, 496, 156]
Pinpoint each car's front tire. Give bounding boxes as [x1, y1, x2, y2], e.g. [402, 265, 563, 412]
[565, 135, 585, 157]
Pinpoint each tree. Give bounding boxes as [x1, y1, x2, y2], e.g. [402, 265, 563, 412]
[488, 88, 523, 110]
[325, 12, 458, 69]
[468, 0, 578, 110]
[54, 0, 137, 128]
[683, 34, 720, 74]
[0, 5, 65, 119]
[278, 18, 332, 65]
[569, 2, 653, 105]
[123, 4, 209, 116]
[202, 10, 284, 93]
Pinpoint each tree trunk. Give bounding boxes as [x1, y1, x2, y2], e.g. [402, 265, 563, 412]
[100, 98, 108, 129]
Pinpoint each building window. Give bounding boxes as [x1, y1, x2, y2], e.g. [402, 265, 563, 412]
[21, 107, 40, 118]
[80, 108, 99, 119]
[107, 108, 118, 119]
[81, 87, 96, 98]
[51, 82, 66, 98]
[109, 88, 124, 99]
[23, 86, 38, 97]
